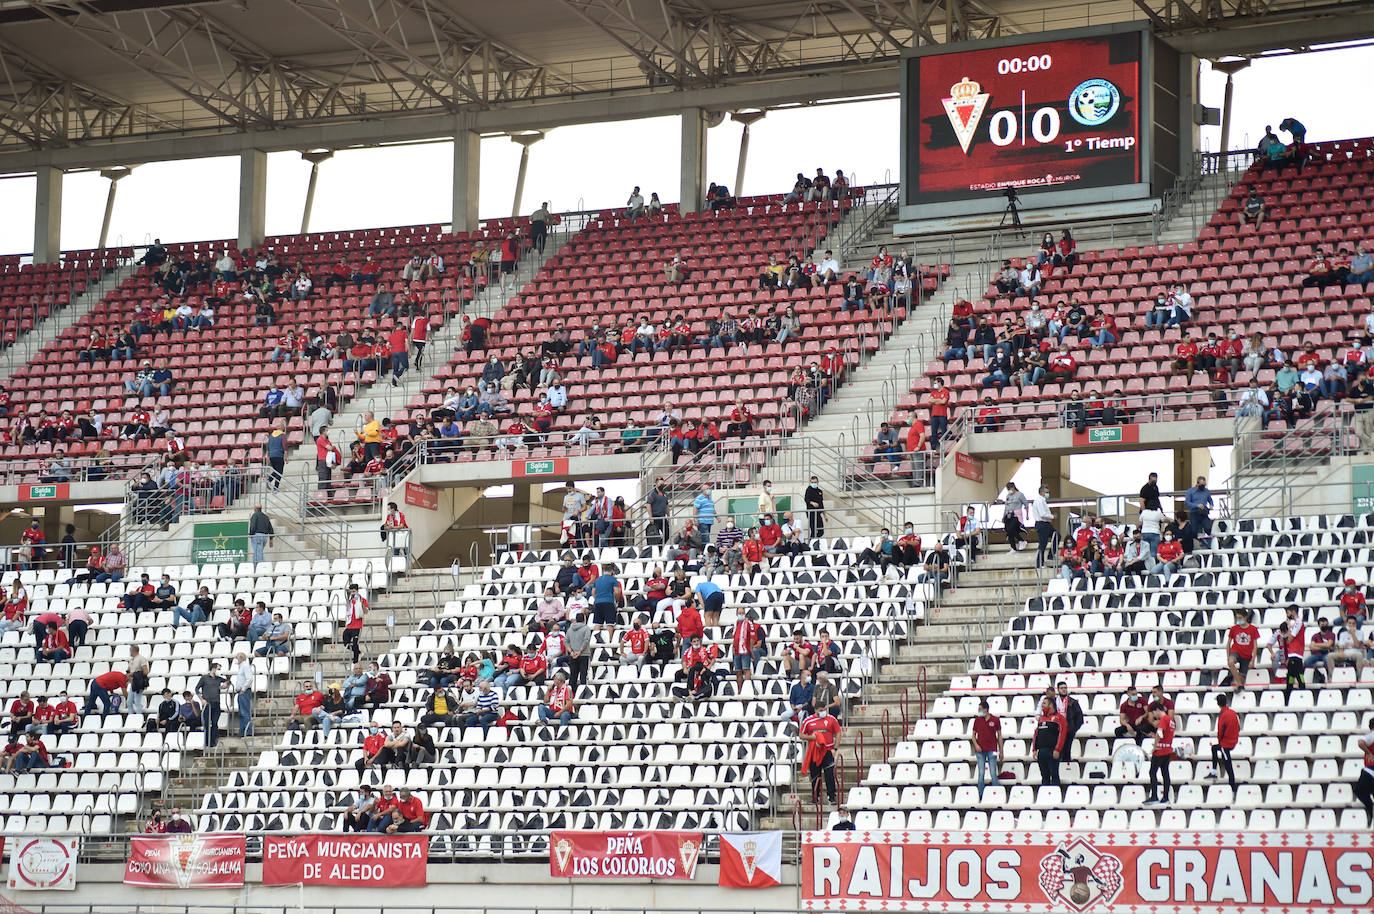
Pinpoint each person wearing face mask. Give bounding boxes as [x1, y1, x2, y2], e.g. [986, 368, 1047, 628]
[147, 574, 178, 615]
[998, 482, 1029, 552]
[1152, 530, 1183, 576]
[717, 517, 743, 553]
[758, 480, 776, 517]
[894, 523, 921, 566]
[972, 700, 1003, 798]
[857, 529, 896, 571]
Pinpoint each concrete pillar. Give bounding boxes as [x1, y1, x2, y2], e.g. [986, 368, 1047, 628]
[238, 150, 267, 250]
[680, 108, 708, 214]
[300, 150, 334, 235]
[452, 115, 481, 234]
[34, 165, 63, 264]
[1213, 60, 1249, 156]
[731, 110, 766, 199]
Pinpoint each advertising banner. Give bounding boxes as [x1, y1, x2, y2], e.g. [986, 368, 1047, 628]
[262, 835, 428, 886]
[802, 830, 1374, 912]
[190, 521, 249, 565]
[7, 837, 76, 890]
[123, 833, 245, 888]
[549, 831, 702, 880]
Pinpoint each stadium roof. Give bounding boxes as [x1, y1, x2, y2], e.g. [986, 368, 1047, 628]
[0, 0, 1370, 161]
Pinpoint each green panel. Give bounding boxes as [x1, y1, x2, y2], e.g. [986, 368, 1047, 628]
[191, 521, 250, 566]
[1353, 466, 1374, 514]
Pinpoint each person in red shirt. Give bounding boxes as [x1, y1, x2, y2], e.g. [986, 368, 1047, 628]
[383, 787, 427, 833]
[30, 698, 55, 736]
[386, 322, 410, 383]
[12, 733, 50, 773]
[368, 785, 399, 824]
[1226, 609, 1261, 689]
[39, 622, 69, 664]
[1211, 693, 1240, 789]
[619, 617, 650, 668]
[730, 613, 759, 688]
[538, 671, 576, 726]
[1153, 531, 1183, 574]
[1033, 695, 1067, 786]
[905, 415, 928, 453]
[926, 378, 951, 441]
[741, 532, 765, 577]
[673, 602, 703, 645]
[410, 309, 430, 369]
[83, 670, 128, 717]
[1340, 579, 1368, 625]
[1145, 701, 1175, 804]
[343, 583, 368, 664]
[7, 692, 34, 742]
[726, 401, 754, 439]
[292, 684, 325, 730]
[1172, 337, 1199, 376]
[1114, 684, 1151, 744]
[974, 396, 1000, 433]
[50, 693, 78, 734]
[971, 700, 1003, 798]
[1046, 345, 1077, 379]
[801, 709, 842, 804]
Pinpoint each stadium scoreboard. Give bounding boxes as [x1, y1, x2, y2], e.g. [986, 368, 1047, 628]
[900, 24, 1185, 222]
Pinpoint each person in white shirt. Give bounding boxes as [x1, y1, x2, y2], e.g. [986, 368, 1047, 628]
[1235, 380, 1269, 420]
[1137, 505, 1166, 558]
[1329, 618, 1369, 674]
[283, 383, 306, 411]
[1031, 485, 1055, 568]
[630, 318, 656, 355]
[214, 251, 237, 281]
[233, 652, 255, 737]
[292, 272, 313, 302]
[1018, 263, 1041, 298]
[1299, 366, 1323, 393]
[625, 186, 645, 220]
[818, 250, 841, 284]
[1167, 284, 1193, 326]
[547, 384, 568, 409]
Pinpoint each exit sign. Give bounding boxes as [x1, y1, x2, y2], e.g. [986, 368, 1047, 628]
[1088, 427, 1123, 444]
[1077, 425, 1139, 445]
[22, 484, 68, 500]
[512, 457, 569, 478]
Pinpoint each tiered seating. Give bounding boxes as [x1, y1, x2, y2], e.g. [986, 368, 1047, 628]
[398, 195, 943, 458]
[882, 137, 1374, 450]
[0, 558, 386, 834]
[0, 253, 124, 348]
[849, 513, 1374, 833]
[0, 221, 523, 485]
[193, 539, 972, 847]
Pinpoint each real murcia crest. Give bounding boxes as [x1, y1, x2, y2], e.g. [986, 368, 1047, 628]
[942, 77, 991, 154]
[553, 837, 573, 874]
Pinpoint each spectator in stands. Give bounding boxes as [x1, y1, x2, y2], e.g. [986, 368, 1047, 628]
[1033, 695, 1067, 787]
[1225, 609, 1260, 689]
[1143, 700, 1175, 805]
[255, 613, 292, 657]
[537, 670, 576, 726]
[1341, 579, 1368, 625]
[83, 669, 127, 718]
[1209, 693, 1240, 789]
[1114, 684, 1151, 744]
[871, 421, 900, 464]
[584, 564, 623, 637]
[1053, 681, 1084, 764]
[781, 668, 814, 722]
[1356, 717, 1374, 824]
[968, 699, 1004, 799]
[1184, 476, 1214, 543]
[1238, 187, 1266, 227]
[801, 705, 841, 804]
[1330, 617, 1370, 674]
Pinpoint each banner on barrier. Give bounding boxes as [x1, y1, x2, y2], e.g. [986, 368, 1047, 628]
[262, 835, 428, 886]
[720, 831, 783, 889]
[123, 833, 245, 888]
[7, 837, 76, 891]
[550, 831, 702, 880]
[802, 831, 1374, 912]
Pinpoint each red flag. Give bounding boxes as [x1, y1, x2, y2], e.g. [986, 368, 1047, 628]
[719, 832, 781, 888]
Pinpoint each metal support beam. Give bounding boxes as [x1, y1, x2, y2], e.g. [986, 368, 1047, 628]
[300, 149, 334, 235]
[509, 132, 544, 219]
[452, 115, 480, 233]
[1212, 59, 1250, 156]
[34, 164, 62, 263]
[680, 108, 707, 215]
[239, 149, 266, 251]
[97, 165, 132, 250]
[730, 110, 766, 198]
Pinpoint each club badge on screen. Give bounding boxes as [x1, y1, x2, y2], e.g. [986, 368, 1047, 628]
[941, 77, 990, 154]
[1068, 78, 1122, 127]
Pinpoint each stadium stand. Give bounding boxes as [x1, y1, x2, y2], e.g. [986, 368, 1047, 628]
[869, 137, 1374, 455]
[0, 557, 386, 833]
[846, 513, 1374, 832]
[0, 223, 529, 490]
[394, 194, 947, 459]
[190, 539, 968, 844]
[0, 253, 123, 351]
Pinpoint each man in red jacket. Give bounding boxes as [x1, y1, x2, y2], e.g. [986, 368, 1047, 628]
[1211, 693, 1239, 789]
[1033, 696, 1067, 786]
[1144, 701, 1176, 804]
[800, 708, 841, 804]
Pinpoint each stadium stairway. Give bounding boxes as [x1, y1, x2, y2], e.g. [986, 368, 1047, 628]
[760, 547, 1037, 828]
[146, 566, 436, 823]
[0, 262, 137, 382]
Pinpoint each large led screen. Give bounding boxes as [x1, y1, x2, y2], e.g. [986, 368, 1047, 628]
[905, 32, 1143, 206]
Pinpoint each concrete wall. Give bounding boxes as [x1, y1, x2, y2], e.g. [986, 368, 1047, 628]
[36, 861, 800, 911]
